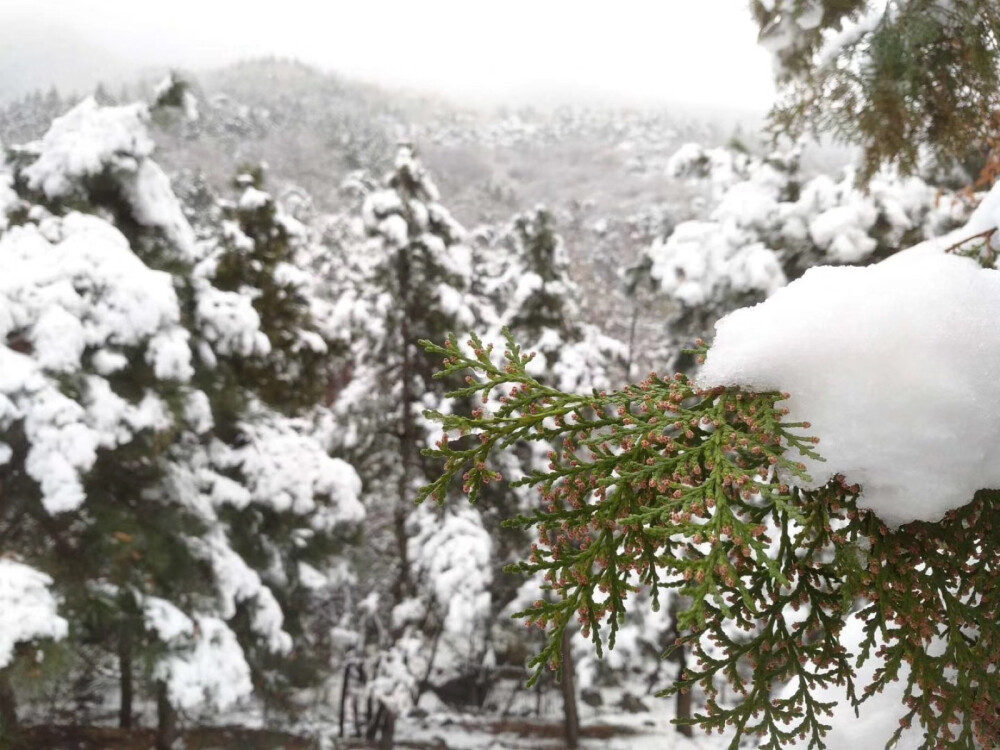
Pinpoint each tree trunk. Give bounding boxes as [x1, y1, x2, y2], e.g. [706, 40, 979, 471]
[339, 665, 350, 738]
[668, 596, 694, 737]
[393, 248, 414, 604]
[675, 644, 693, 737]
[0, 668, 17, 740]
[560, 628, 580, 749]
[624, 302, 640, 382]
[156, 681, 177, 750]
[377, 708, 396, 750]
[118, 621, 133, 729]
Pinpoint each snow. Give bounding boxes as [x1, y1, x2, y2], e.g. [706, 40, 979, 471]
[297, 561, 329, 590]
[191, 528, 293, 652]
[650, 143, 967, 319]
[84, 377, 173, 449]
[648, 221, 785, 306]
[22, 98, 154, 199]
[0, 213, 187, 513]
[409, 507, 492, 641]
[816, 1, 889, 67]
[209, 412, 364, 523]
[252, 586, 294, 654]
[809, 203, 878, 262]
[366, 638, 421, 716]
[122, 159, 197, 258]
[700, 250, 1000, 525]
[21, 386, 100, 514]
[0, 215, 182, 361]
[238, 186, 271, 211]
[0, 559, 68, 668]
[21, 97, 196, 259]
[92, 349, 129, 375]
[147, 327, 194, 381]
[194, 284, 271, 357]
[184, 389, 214, 435]
[156, 615, 254, 712]
[143, 595, 196, 642]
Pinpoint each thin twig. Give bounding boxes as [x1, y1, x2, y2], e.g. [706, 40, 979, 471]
[944, 228, 996, 255]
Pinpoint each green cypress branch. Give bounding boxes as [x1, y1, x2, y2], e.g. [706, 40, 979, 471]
[418, 329, 1000, 749]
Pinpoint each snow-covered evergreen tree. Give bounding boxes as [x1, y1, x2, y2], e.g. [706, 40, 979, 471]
[0, 94, 363, 743]
[327, 144, 494, 740]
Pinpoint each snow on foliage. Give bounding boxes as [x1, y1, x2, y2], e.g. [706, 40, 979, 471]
[155, 615, 254, 712]
[143, 595, 196, 642]
[700, 197, 1000, 525]
[21, 97, 196, 258]
[484, 207, 627, 394]
[0, 559, 68, 667]
[650, 143, 968, 317]
[192, 283, 271, 359]
[207, 410, 364, 523]
[0, 213, 186, 512]
[756, 0, 827, 79]
[407, 506, 492, 643]
[21, 98, 155, 198]
[189, 527, 293, 655]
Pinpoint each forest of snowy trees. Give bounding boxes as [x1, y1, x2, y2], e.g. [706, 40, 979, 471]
[2, 2, 1000, 749]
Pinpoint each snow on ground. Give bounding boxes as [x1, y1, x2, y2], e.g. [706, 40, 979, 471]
[392, 690, 732, 750]
[699, 195, 1000, 526]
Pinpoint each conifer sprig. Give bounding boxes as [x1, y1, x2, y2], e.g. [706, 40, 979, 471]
[853, 491, 1000, 750]
[418, 330, 1000, 749]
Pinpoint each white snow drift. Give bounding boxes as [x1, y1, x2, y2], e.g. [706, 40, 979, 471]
[700, 247, 1000, 526]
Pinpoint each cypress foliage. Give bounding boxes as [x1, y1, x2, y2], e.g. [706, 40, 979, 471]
[751, 0, 1000, 180]
[420, 328, 1000, 749]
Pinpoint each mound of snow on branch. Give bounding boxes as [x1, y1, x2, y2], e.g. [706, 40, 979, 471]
[0, 559, 68, 666]
[700, 249, 1000, 525]
[155, 615, 254, 712]
[0, 214, 188, 513]
[22, 97, 196, 258]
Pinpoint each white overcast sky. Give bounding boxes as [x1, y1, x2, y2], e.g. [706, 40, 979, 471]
[1, 0, 775, 110]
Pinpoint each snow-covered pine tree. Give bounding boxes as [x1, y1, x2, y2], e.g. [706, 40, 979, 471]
[328, 144, 494, 742]
[477, 207, 627, 602]
[1, 95, 228, 736]
[0, 92, 363, 744]
[188, 164, 365, 715]
[460, 207, 632, 746]
[492, 208, 626, 395]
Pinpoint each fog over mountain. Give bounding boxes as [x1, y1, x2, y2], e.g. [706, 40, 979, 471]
[0, 0, 774, 112]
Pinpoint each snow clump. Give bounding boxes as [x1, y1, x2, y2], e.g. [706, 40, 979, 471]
[700, 250, 1000, 525]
